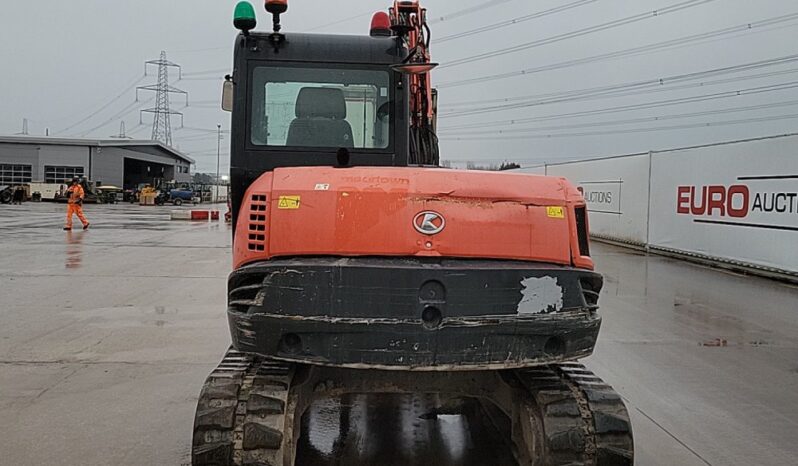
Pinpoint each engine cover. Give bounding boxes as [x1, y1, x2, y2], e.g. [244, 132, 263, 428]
[234, 166, 592, 270]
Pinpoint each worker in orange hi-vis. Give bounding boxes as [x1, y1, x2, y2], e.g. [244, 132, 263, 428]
[64, 177, 90, 231]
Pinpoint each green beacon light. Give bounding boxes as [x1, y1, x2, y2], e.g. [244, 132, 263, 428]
[234, 1, 257, 35]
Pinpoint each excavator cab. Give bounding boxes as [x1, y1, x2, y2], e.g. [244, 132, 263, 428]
[226, 25, 411, 226]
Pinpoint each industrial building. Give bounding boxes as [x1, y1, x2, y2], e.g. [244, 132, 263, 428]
[0, 136, 193, 189]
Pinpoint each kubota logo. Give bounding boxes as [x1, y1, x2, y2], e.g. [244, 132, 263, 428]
[413, 211, 445, 235]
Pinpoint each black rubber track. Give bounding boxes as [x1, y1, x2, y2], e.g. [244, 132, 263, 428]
[517, 363, 634, 465]
[193, 351, 632, 465]
[192, 348, 293, 466]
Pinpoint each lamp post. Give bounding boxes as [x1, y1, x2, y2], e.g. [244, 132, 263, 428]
[215, 124, 221, 203]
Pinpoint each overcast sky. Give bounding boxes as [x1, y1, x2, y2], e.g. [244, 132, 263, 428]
[2, 0, 797, 172]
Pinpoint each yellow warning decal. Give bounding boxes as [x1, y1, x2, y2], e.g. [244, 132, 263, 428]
[546, 206, 565, 219]
[277, 195, 301, 209]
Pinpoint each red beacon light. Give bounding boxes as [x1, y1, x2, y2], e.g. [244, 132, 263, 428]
[370, 11, 392, 37]
[265, 0, 288, 34]
[265, 0, 287, 14]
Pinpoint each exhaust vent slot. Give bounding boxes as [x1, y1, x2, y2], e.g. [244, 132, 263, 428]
[248, 194, 268, 252]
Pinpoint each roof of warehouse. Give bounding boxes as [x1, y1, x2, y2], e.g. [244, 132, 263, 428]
[0, 135, 195, 164]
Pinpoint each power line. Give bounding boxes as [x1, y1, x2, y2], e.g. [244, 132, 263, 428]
[176, 126, 230, 133]
[307, 10, 374, 31]
[439, 80, 798, 131]
[185, 150, 231, 156]
[180, 76, 227, 82]
[54, 75, 146, 135]
[441, 99, 798, 135]
[429, 0, 519, 24]
[438, 11, 798, 87]
[175, 133, 227, 142]
[440, 0, 716, 68]
[437, 0, 597, 43]
[443, 68, 798, 117]
[127, 124, 149, 136]
[185, 103, 223, 109]
[71, 98, 153, 138]
[443, 54, 798, 110]
[172, 45, 229, 54]
[182, 68, 230, 77]
[442, 113, 798, 140]
[172, 9, 376, 53]
[169, 1, 520, 60]
[441, 60, 798, 118]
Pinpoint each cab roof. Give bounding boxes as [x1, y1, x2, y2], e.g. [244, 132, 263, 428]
[238, 32, 404, 65]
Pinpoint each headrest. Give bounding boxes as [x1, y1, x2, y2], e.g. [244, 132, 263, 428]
[295, 87, 347, 119]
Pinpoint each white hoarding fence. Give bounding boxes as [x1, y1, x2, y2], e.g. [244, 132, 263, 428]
[649, 136, 798, 274]
[517, 134, 798, 278]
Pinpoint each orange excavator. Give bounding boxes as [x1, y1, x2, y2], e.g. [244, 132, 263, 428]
[192, 1, 633, 464]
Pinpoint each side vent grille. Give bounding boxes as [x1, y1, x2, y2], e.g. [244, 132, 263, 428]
[229, 274, 265, 313]
[579, 276, 603, 311]
[575, 206, 590, 257]
[248, 194, 268, 252]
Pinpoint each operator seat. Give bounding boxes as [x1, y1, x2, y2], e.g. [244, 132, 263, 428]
[286, 87, 354, 148]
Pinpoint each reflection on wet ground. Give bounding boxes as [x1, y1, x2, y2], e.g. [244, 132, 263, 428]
[297, 394, 517, 466]
[0, 203, 232, 466]
[589, 245, 798, 465]
[64, 230, 86, 269]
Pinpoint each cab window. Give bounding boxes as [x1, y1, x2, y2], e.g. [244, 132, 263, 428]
[251, 66, 391, 149]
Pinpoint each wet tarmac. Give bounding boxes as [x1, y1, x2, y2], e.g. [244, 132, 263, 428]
[0, 202, 797, 465]
[296, 395, 516, 466]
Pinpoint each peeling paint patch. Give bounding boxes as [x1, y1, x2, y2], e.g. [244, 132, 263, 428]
[519, 276, 563, 314]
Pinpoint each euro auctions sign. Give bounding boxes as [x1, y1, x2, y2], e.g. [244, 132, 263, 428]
[676, 181, 798, 230]
[649, 136, 798, 273]
[577, 181, 622, 215]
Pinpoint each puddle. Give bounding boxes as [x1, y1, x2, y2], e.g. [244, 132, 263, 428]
[296, 393, 517, 465]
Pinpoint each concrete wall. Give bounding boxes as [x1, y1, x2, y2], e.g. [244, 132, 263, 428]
[517, 134, 798, 278]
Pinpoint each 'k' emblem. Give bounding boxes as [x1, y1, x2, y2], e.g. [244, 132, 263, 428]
[413, 211, 445, 235]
